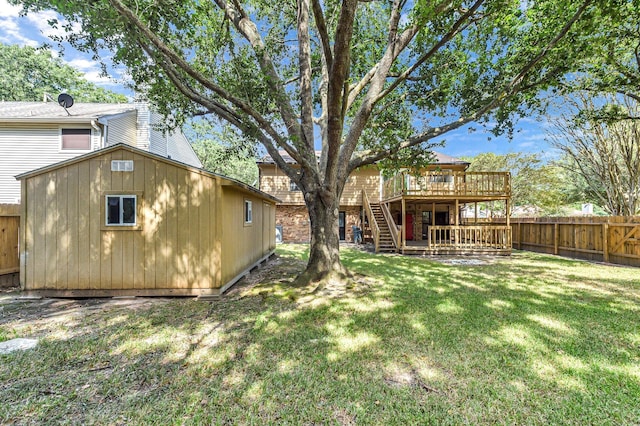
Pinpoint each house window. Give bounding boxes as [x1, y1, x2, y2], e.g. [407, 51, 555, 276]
[61, 128, 92, 150]
[245, 200, 253, 224]
[106, 195, 137, 226]
[289, 180, 300, 191]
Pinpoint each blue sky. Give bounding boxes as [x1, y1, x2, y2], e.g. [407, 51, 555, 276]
[0, 0, 556, 159]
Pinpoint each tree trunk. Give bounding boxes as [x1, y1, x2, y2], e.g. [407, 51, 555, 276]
[293, 192, 349, 285]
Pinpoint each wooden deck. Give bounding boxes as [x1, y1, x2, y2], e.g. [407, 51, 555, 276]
[383, 171, 510, 202]
[400, 225, 512, 255]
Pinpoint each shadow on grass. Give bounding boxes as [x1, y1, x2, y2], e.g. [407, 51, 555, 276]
[1, 245, 639, 424]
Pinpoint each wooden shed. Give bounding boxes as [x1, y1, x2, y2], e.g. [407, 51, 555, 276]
[17, 144, 277, 297]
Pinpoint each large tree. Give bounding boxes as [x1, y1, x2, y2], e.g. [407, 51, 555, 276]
[15, 0, 619, 284]
[549, 93, 640, 216]
[0, 43, 127, 103]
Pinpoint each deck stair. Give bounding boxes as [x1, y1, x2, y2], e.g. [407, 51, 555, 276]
[369, 203, 397, 253]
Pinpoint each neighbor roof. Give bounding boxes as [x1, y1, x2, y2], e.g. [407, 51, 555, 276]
[258, 150, 469, 166]
[0, 101, 136, 123]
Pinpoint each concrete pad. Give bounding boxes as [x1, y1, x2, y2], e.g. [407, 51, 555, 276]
[0, 338, 38, 354]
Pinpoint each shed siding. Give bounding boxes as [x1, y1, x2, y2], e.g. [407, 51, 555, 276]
[22, 149, 222, 292]
[220, 188, 276, 285]
[0, 124, 98, 203]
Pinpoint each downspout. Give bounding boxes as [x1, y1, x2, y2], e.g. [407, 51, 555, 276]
[97, 117, 109, 148]
[91, 120, 103, 149]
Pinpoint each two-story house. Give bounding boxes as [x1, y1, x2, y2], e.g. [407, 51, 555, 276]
[0, 101, 201, 204]
[258, 151, 512, 255]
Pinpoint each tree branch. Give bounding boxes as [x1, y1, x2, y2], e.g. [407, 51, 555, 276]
[311, 0, 333, 71]
[298, 0, 316, 157]
[348, 0, 593, 172]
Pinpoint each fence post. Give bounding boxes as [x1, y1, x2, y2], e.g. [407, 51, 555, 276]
[518, 222, 522, 249]
[554, 223, 559, 255]
[603, 223, 609, 263]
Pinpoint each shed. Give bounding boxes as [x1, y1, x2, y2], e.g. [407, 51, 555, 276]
[17, 143, 277, 297]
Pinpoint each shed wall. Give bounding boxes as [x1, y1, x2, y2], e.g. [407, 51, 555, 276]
[220, 188, 276, 286]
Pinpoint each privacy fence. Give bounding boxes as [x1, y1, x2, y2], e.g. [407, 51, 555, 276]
[507, 216, 640, 267]
[0, 204, 20, 286]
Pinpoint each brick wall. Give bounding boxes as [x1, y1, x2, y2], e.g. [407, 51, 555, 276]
[276, 205, 362, 243]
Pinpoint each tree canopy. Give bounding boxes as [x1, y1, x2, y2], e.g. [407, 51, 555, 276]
[549, 93, 640, 216]
[0, 43, 127, 103]
[14, 0, 627, 283]
[185, 119, 259, 186]
[463, 152, 570, 215]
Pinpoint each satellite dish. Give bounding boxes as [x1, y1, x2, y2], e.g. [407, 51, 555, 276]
[58, 93, 74, 108]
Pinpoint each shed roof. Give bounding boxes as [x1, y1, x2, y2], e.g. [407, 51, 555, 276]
[16, 143, 279, 203]
[257, 150, 470, 167]
[0, 101, 136, 123]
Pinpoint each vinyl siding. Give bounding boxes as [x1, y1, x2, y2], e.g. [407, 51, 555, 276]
[148, 111, 167, 157]
[148, 111, 201, 168]
[104, 112, 137, 147]
[166, 131, 202, 168]
[0, 124, 98, 203]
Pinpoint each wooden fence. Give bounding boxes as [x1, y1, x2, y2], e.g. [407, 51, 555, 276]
[505, 216, 640, 267]
[0, 204, 20, 282]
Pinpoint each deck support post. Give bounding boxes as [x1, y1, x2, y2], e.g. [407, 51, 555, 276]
[401, 197, 406, 251]
[474, 202, 478, 225]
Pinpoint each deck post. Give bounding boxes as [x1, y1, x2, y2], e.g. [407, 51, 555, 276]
[506, 199, 510, 227]
[474, 202, 478, 225]
[431, 202, 435, 226]
[401, 197, 406, 251]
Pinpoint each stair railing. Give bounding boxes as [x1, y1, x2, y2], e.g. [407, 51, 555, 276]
[380, 202, 399, 250]
[362, 190, 381, 252]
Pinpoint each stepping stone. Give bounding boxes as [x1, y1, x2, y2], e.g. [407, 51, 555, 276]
[0, 338, 38, 354]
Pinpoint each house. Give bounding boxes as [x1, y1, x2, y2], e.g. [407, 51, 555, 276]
[258, 151, 512, 255]
[17, 144, 277, 297]
[0, 100, 201, 204]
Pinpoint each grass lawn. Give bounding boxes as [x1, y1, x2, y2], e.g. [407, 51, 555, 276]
[1, 246, 639, 425]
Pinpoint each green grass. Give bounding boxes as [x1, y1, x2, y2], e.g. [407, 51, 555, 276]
[1, 246, 639, 424]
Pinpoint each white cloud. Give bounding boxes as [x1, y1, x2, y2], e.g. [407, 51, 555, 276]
[67, 58, 99, 73]
[24, 9, 82, 39]
[0, 0, 22, 18]
[81, 70, 113, 84]
[0, 20, 40, 47]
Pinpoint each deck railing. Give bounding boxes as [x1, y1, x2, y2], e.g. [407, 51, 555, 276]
[427, 225, 512, 250]
[362, 190, 380, 252]
[383, 171, 510, 200]
[380, 201, 400, 249]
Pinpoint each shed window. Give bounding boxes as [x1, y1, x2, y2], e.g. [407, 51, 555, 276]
[245, 200, 253, 224]
[106, 195, 137, 226]
[61, 128, 91, 150]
